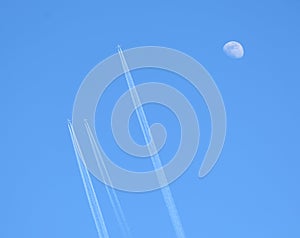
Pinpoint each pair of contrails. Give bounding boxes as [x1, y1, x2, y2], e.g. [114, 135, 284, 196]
[68, 47, 186, 238]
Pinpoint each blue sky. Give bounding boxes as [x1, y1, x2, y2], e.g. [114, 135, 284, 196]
[1, 0, 300, 237]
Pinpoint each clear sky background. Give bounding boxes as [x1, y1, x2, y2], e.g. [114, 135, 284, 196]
[1, 0, 300, 237]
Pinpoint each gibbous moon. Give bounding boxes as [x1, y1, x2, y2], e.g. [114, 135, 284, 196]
[223, 41, 244, 59]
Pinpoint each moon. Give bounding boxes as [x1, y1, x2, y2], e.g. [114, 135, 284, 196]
[223, 41, 244, 59]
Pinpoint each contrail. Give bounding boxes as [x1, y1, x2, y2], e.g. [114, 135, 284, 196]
[68, 121, 110, 238]
[117, 46, 186, 238]
[84, 120, 131, 237]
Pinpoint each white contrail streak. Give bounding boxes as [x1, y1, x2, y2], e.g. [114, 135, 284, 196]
[117, 46, 186, 238]
[68, 121, 110, 238]
[84, 120, 131, 237]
